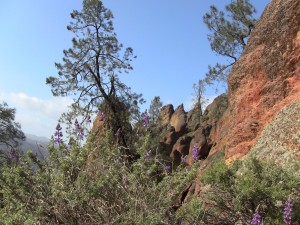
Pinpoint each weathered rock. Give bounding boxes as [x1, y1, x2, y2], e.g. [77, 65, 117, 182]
[209, 0, 300, 163]
[89, 113, 106, 146]
[160, 125, 178, 155]
[169, 104, 187, 135]
[187, 125, 213, 164]
[202, 94, 228, 123]
[159, 104, 174, 126]
[179, 0, 300, 209]
[170, 134, 193, 165]
[249, 100, 300, 166]
[186, 107, 201, 131]
[159, 94, 225, 166]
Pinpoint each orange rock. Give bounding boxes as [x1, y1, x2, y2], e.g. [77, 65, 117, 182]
[210, 0, 300, 162]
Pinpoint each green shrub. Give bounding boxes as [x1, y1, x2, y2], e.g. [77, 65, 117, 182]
[0, 127, 200, 224]
[199, 155, 300, 224]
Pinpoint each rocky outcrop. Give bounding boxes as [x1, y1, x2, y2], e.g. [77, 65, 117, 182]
[159, 95, 228, 166]
[180, 0, 300, 207]
[208, 0, 300, 164]
[169, 104, 187, 135]
[159, 104, 174, 127]
[249, 100, 300, 165]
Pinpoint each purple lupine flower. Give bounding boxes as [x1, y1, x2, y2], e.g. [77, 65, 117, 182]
[77, 130, 84, 140]
[142, 110, 150, 128]
[7, 149, 17, 159]
[74, 119, 84, 140]
[74, 119, 80, 130]
[284, 200, 293, 225]
[164, 165, 171, 172]
[249, 211, 262, 225]
[86, 115, 92, 124]
[181, 155, 187, 163]
[115, 128, 122, 137]
[192, 145, 200, 161]
[98, 111, 105, 121]
[54, 123, 64, 144]
[144, 151, 151, 160]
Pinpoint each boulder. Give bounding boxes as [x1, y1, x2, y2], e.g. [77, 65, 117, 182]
[159, 104, 174, 126]
[169, 104, 187, 135]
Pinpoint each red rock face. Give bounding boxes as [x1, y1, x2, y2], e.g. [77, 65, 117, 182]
[209, 0, 300, 163]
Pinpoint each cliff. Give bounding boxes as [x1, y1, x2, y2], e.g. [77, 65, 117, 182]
[209, 0, 300, 164]
[176, 0, 300, 207]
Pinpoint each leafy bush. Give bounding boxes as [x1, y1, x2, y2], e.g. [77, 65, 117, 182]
[1, 104, 300, 224]
[0, 124, 200, 224]
[199, 155, 300, 224]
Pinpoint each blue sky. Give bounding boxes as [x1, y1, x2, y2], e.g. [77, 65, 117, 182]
[0, 0, 270, 138]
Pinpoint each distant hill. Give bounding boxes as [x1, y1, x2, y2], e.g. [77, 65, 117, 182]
[18, 133, 50, 159]
[0, 133, 50, 159]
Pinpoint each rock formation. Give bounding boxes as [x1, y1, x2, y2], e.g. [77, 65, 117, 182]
[208, 0, 300, 164]
[178, 0, 300, 206]
[158, 94, 228, 167]
[88, 0, 300, 213]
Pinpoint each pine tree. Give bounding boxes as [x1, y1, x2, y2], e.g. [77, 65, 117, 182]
[46, 0, 143, 147]
[203, 0, 256, 85]
[192, 80, 206, 122]
[149, 96, 163, 123]
[0, 102, 25, 154]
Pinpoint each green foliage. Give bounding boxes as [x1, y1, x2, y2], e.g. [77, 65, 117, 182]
[0, 101, 25, 151]
[149, 96, 163, 123]
[46, 0, 144, 147]
[0, 127, 199, 224]
[201, 94, 228, 122]
[1, 117, 300, 224]
[200, 155, 300, 224]
[176, 198, 205, 224]
[201, 154, 240, 188]
[203, 0, 256, 85]
[192, 79, 206, 122]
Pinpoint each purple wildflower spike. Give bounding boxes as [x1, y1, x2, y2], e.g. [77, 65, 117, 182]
[142, 110, 150, 128]
[74, 119, 80, 130]
[181, 155, 187, 163]
[98, 111, 105, 121]
[144, 151, 151, 160]
[192, 145, 200, 161]
[284, 200, 293, 225]
[115, 128, 121, 137]
[54, 123, 64, 144]
[249, 211, 262, 225]
[7, 149, 17, 159]
[86, 115, 92, 124]
[77, 130, 84, 140]
[164, 165, 171, 172]
[74, 119, 84, 140]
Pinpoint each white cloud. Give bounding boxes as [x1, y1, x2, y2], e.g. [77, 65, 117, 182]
[0, 92, 73, 138]
[8, 92, 72, 120]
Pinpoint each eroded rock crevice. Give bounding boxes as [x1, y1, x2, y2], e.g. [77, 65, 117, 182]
[158, 95, 228, 167]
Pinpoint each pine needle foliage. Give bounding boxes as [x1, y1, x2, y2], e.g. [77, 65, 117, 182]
[203, 0, 256, 85]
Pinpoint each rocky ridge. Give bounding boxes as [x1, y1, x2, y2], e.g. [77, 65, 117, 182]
[158, 94, 228, 167]
[181, 0, 300, 204]
[89, 0, 300, 212]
